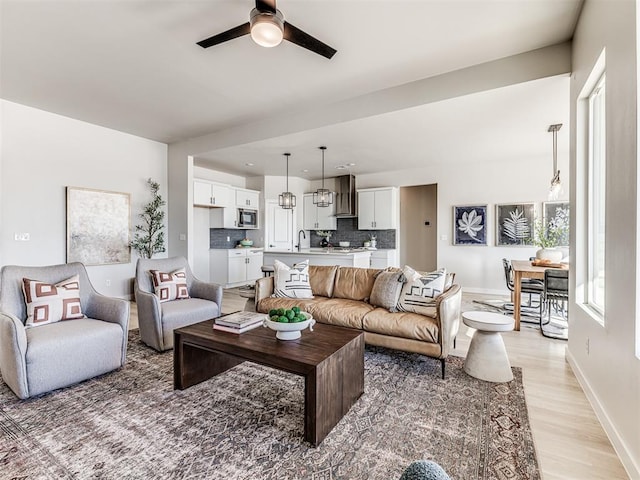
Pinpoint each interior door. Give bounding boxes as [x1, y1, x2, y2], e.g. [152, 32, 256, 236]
[266, 200, 295, 250]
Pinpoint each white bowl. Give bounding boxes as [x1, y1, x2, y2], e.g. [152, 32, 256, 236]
[338, 241, 350, 247]
[263, 312, 315, 340]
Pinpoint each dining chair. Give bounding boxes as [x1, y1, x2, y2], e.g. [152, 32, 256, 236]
[540, 269, 569, 340]
[501, 259, 544, 320]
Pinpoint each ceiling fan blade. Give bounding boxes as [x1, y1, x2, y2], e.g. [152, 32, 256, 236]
[255, 0, 276, 14]
[197, 22, 251, 49]
[283, 22, 337, 59]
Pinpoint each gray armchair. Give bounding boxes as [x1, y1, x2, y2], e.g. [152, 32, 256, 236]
[0, 262, 130, 399]
[134, 257, 223, 351]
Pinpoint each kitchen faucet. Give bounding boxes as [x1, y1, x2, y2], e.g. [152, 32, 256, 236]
[297, 230, 306, 252]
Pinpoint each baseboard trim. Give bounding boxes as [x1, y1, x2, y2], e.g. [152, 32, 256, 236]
[566, 348, 639, 479]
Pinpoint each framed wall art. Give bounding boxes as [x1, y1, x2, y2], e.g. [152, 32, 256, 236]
[453, 205, 488, 245]
[66, 187, 131, 265]
[543, 201, 570, 246]
[496, 203, 535, 246]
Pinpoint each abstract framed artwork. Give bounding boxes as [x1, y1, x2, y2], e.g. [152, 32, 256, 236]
[66, 187, 131, 265]
[453, 205, 488, 245]
[543, 201, 570, 246]
[496, 203, 536, 246]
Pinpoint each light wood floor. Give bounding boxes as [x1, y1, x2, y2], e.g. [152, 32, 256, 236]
[129, 290, 629, 479]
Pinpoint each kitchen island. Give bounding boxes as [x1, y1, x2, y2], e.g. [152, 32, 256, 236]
[263, 249, 372, 268]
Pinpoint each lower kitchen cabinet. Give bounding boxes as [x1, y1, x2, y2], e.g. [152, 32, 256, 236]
[210, 248, 264, 288]
[369, 249, 399, 269]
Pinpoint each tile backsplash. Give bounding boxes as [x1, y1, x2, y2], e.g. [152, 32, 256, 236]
[210, 229, 248, 248]
[309, 218, 396, 249]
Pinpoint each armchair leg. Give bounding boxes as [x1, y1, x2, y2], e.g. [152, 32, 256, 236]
[440, 358, 446, 379]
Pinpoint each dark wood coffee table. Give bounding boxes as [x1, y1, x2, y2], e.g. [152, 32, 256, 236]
[173, 318, 364, 446]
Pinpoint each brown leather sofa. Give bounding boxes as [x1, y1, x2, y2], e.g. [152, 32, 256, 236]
[255, 265, 462, 378]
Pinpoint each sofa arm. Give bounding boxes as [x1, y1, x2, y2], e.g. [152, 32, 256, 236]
[135, 288, 165, 351]
[190, 279, 223, 312]
[436, 284, 462, 358]
[0, 312, 29, 399]
[255, 276, 274, 311]
[86, 293, 130, 331]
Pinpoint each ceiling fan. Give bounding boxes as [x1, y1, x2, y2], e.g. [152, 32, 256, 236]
[197, 0, 337, 59]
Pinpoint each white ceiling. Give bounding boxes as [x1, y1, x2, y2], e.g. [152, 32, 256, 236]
[1, 0, 582, 178]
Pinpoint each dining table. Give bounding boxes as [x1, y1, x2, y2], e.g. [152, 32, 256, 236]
[511, 259, 569, 331]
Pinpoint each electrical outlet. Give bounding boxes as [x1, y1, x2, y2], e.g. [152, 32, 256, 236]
[440, 234, 448, 241]
[14, 233, 30, 241]
[586, 338, 590, 355]
[105, 279, 111, 287]
[227, 236, 230, 242]
[179, 233, 186, 241]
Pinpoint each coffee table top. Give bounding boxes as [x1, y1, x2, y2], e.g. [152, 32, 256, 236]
[174, 318, 364, 374]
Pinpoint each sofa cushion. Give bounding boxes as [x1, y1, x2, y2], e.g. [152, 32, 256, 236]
[150, 268, 190, 303]
[370, 270, 405, 312]
[22, 275, 84, 327]
[272, 259, 313, 299]
[397, 266, 447, 315]
[306, 298, 374, 329]
[332, 267, 380, 302]
[258, 296, 324, 314]
[363, 308, 439, 343]
[308, 265, 338, 298]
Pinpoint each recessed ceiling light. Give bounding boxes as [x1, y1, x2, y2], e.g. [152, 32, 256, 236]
[302, 169, 309, 173]
[335, 163, 356, 170]
[245, 162, 254, 167]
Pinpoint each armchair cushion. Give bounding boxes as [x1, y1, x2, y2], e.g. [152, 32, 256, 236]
[22, 275, 84, 326]
[150, 268, 190, 302]
[159, 298, 220, 349]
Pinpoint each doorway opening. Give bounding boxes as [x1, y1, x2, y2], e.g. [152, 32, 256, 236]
[399, 184, 437, 271]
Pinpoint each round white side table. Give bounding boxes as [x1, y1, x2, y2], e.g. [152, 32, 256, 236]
[462, 311, 515, 383]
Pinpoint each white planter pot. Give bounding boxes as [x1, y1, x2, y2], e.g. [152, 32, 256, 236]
[536, 248, 563, 263]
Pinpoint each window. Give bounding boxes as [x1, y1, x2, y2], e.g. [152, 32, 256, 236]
[587, 73, 606, 315]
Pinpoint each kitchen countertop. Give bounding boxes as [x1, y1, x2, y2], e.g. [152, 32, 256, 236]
[264, 248, 371, 256]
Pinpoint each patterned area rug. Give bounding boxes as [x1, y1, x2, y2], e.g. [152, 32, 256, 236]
[0, 331, 539, 480]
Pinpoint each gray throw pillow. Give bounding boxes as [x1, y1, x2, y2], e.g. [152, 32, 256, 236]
[369, 270, 405, 312]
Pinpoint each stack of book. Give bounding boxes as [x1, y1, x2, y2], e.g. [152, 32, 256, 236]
[213, 312, 265, 334]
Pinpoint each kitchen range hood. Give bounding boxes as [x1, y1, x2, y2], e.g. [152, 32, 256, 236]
[334, 174, 357, 217]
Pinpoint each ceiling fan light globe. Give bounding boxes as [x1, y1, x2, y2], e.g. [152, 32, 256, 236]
[250, 9, 284, 48]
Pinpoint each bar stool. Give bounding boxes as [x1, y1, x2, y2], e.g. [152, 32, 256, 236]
[261, 265, 274, 277]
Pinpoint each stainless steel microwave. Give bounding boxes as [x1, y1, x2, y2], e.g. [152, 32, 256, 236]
[237, 208, 258, 228]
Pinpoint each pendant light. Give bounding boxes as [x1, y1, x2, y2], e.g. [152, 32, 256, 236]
[278, 153, 296, 209]
[548, 124, 562, 200]
[313, 146, 333, 207]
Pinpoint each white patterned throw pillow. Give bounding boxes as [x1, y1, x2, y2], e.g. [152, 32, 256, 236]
[22, 275, 85, 327]
[272, 259, 313, 299]
[396, 266, 447, 315]
[150, 268, 190, 303]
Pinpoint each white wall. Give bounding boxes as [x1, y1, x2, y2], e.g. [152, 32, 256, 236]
[567, 1, 639, 477]
[1, 100, 167, 299]
[356, 146, 569, 294]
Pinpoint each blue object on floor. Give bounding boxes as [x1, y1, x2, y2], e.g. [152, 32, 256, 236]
[399, 460, 451, 480]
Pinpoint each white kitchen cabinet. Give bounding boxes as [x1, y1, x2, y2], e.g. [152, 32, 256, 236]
[303, 194, 336, 230]
[193, 180, 230, 207]
[357, 187, 398, 230]
[235, 188, 260, 208]
[370, 249, 399, 269]
[210, 206, 238, 229]
[210, 248, 264, 288]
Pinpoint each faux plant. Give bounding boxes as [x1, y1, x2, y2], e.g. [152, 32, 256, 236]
[534, 213, 569, 249]
[130, 178, 166, 259]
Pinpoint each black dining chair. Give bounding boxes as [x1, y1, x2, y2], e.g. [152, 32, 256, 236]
[501, 258, 544, 321]
[540, 269, 569, 340]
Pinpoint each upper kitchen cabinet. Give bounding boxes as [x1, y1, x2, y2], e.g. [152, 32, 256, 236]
[235, 188, 260, 209]
[193, 180, 231, 207]
[357, 187, 398, 230]
[303, 194, 337, 230]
